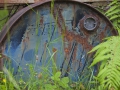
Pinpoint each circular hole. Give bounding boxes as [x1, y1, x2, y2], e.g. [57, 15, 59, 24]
[84, 17, 97, 31]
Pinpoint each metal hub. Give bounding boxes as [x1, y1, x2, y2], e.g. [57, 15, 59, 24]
[84, 17, 97, 31]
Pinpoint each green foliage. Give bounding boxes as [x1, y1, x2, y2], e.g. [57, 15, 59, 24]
[1, 65, 72, 90]
[70, 82, 86, 90]
[0, 67, 20, 90]
[89, 0, 120, 90]
[3, 67, 20, 90]
[89, 36, 120, 90]
[105, 0, 120, 35]
[44, 71, 70, 90]
[0, 9, 9, 31]
[51, 71, 69, 89]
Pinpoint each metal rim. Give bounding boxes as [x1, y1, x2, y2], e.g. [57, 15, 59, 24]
[0, 0, 117, 44]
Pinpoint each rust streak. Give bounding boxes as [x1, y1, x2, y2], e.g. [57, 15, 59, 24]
[42, 42, 47, 61]
[53, 4, 66, 33]
[65, 31, 93, 51]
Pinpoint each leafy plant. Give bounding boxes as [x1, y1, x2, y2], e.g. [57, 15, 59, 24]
[43, 71, 73, 90]
[89, 0, 120, 90]
[89, 36, 120, 90]
[105, 0, 120, 34]
[0, 67, 20, 90]
[0, 9, 9, 31]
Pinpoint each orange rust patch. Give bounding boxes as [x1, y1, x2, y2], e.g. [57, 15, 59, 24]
[52, 48, 57, 52]
[40, 16, 43, 24]
[64, 48, 69, 53]
[64, 31, 74, 42]
[64, 30, 93, 51]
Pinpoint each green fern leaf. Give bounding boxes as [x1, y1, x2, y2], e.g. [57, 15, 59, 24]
[108, 0, 117, 6]
[110, 15, 120, 20]
[88, 43, 106, 53]
[106, 9, 120, 17]
[95, 48, 110, 58]
[99, 60, 107, 71]
[93, 42, 110, 57]
[90, 36, 120, 89]
[113, 19, 118, 27]
[89, 0, 120, 89]
[105, 5, 118, 15]
[97, 68, 108, 78]
[90, 55, 111, 67]
[118, 19, 120, 23]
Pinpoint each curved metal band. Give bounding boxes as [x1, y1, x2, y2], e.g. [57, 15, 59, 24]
[0, 0, 117, 44]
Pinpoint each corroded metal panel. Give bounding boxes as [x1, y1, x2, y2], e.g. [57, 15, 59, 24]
[0, 0, 116, 81]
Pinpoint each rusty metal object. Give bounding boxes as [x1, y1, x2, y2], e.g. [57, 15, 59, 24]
[80, 15, 99, 31]
[0, 0, 113, 4]
[0, 0, 117, 82]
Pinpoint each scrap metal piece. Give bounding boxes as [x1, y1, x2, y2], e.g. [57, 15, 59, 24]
[0, 0, 117, 82]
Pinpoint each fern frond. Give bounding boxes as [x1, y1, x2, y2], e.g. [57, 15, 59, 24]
[88, 42, 107, 53]
[108, 0, 117, 6]
[105, 5, 118, 15]
[105, 0, 120, 35]
[90, 36, 120, 89]
[110, 15, 120, 20]
[106, 9, 120, 17]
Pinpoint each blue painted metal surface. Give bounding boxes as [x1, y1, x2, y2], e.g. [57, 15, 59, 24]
[0, 1, 116, 82]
